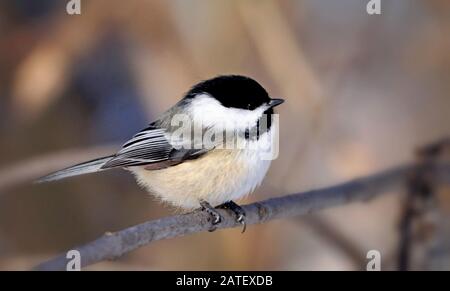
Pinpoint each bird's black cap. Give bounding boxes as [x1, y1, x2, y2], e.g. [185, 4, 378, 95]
[185, 75, 272, 110]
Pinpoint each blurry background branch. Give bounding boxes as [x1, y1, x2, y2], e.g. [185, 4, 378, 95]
[0, 144, 118, 192]
[397, 138, 450, 270]
[34, 151, 450, 270]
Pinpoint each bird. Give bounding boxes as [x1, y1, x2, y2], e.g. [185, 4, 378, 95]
[37, 75, 284, 232]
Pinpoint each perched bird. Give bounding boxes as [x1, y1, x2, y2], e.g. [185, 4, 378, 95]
[38, 75, 284, 231]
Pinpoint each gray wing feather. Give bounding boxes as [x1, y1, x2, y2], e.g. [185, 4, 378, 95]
[101, 125, 209, 169]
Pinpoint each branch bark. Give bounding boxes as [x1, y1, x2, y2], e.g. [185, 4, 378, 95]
[33, 162, 450, 271]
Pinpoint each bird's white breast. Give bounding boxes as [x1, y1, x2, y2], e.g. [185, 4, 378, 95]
[130, 140, 272, 210]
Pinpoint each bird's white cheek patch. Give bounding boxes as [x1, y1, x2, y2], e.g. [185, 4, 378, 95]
[188, 94, 267, 131]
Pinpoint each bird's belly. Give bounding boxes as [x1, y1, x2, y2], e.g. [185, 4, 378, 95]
[130, 149, 271, 210]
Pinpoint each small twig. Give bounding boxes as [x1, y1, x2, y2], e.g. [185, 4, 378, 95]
[398, 167, 433, 270]
[398, 138, 450, 270]
[33, 162, 450, 271]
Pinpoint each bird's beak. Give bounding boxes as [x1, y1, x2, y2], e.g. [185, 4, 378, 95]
[268, 98, 285, 108]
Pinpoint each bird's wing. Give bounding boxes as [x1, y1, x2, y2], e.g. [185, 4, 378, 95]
[100, 125, 209, 169]
[36, 125, 209, 182]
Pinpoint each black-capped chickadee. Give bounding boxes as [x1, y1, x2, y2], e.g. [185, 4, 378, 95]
[38, 75, 284, 231]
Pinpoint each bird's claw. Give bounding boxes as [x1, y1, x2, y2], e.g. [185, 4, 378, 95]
[200, 200, 247, 233]
[200, 200, 222, 232]
[218, 201, 247, 233]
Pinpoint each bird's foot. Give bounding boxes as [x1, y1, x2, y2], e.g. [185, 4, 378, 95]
[217, 201, 247, 233]
[200, 200, 222, 232]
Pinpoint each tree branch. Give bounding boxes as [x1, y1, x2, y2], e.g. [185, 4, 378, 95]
[33, 162, 450, 270]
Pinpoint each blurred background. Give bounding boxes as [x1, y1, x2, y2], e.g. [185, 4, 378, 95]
[0, 0, 449, 270]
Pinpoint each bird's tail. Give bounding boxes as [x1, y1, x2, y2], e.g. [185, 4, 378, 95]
[36, 155, 114, 183]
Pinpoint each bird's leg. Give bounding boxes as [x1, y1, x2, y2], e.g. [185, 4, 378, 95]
[199, 200, 222, 232]
[217, 200, 247, 233]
